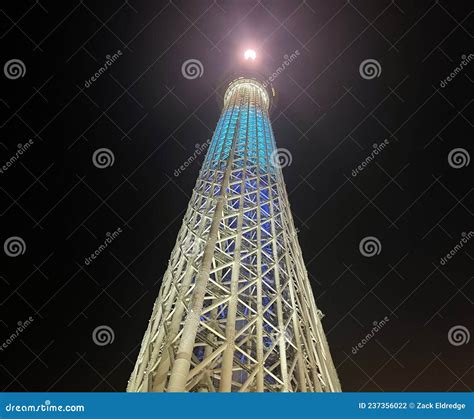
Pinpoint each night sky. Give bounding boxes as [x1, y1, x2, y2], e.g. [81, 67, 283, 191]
[0, 0, 473, 392]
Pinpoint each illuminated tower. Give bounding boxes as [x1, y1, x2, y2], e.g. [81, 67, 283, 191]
[127, 50, 341, 392]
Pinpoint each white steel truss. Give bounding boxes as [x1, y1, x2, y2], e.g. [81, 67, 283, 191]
[127, 78, 341, 392]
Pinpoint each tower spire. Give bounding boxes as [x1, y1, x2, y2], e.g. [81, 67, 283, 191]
[128, 60, 341, 392]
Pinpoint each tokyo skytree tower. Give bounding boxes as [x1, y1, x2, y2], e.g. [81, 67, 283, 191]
[128, 50, 341, 392]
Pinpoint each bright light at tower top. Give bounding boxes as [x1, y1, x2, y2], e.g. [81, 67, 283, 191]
[244, 49, 257, 60]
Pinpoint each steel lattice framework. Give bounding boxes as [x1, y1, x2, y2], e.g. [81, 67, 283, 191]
[127, 77, 341, 392]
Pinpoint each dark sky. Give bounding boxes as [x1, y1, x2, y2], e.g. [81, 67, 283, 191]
[0, 0, 472, 392]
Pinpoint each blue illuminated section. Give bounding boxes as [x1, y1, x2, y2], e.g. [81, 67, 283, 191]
[203, 81, 275, 173]
[198, 80, 282, 382]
